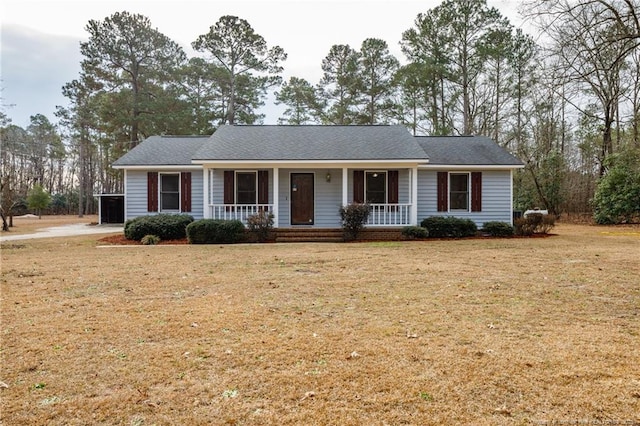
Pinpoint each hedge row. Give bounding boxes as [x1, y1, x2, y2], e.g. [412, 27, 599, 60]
[186, 219, 245, 244]
[124, 214, 194, 241]
[420, 216, 477, 238]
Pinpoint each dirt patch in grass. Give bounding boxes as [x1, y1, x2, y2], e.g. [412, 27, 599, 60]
[1, 223, 639, 425]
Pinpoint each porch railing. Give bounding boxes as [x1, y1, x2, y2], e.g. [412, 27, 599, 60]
[367, 204, 412, 226]
[209, 204, 273, 224]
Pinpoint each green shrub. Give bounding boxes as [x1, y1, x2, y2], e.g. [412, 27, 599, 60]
[514, 213, 555, 236]
[246, 210, 274, 242]
[186, 219, 245, 244]
[141, 234, 161, 245]
[420, 216, 477, 238]
[401, 226, 429, 239]
[124, 214, 194, 241]
[592, 149, 640, 224]
[482, 221, 514, 237]
[339, 203, 370, 240]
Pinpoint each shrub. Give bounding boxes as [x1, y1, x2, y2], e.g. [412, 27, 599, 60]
[514, 213, 555, 236]
[592, 149, 640, 224]
[186, 219, 245, 244]
[420, 216, 477, 238]
[246, 210, 274, 242]
[141, 234, 161, 245]
[482, 221, 514, 237]
[339, 203, 370, 240]
[401, 226, 429, 239]
[124, 214, 193, 241]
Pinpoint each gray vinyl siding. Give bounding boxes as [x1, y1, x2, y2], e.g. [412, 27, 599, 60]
[278, 169, 343, 228]
[124, 169, 203, 221]
[417, 170, 513, 227]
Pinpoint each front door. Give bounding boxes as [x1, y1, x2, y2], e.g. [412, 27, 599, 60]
[291, 173, 314, 225]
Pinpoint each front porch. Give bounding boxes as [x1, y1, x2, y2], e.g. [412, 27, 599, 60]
[202, 165, 420, 228]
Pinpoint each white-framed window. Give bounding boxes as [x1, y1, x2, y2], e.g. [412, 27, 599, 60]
[160, 173, 180, 211]
[449, 173, 470, 211]
[365, 171, 386, 204]
[236, 171, 257, 204]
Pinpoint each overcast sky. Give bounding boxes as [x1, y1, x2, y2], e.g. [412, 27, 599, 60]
[1, 0, 527, 129]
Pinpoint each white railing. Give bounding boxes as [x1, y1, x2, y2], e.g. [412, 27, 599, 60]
[209, 204, 273, 224]
[367, 204, 412, 226]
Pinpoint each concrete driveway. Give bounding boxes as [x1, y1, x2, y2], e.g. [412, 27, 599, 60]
[0, 223, 123, 241]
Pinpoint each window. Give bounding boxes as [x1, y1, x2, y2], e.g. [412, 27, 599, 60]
[449, 173, 469, 210]
[160, 174, 180, 211]
[236, 172, 257, 204]
[365, 171, 386, 204]
[148, 172, 191, 213]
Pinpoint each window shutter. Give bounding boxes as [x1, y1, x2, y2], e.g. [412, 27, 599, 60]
[147, 172, 158, 212]
[437, 172, 448, 212]
[223, 171, 234, 204]
[387, 170, 399, 204]
[471, 172, 482, 212]
[353, 170, 364, 203]
[181, 172, 192, 212]
[258, 170, 269, 205]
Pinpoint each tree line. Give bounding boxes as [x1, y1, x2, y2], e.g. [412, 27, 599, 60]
[1, 0, 639, 229]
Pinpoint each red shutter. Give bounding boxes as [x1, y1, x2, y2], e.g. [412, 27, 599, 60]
[258, 170, 269, 205]
[471, 172, 482, 212]
[387, 170, 399, 204]
[223, 171, 234, 204]
[147, 172, 158, 212]
[353, 170, 364, 203]
[181, 172, 192, 212]
[437, 172, 448, 212]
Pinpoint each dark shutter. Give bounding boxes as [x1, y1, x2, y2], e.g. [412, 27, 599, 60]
[387, 170, 399, 204]
[437, 172, 448, 212]
[147, 172, 158, 212]
[181, 172, 192, 212]
[353, 170, 364, 203]
[471, 172, 482, 212]
[258, 170, 269, 205]
[223, 171, 234, 204]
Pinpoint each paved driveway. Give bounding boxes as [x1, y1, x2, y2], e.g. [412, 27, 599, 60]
[0, 223, 123, 241]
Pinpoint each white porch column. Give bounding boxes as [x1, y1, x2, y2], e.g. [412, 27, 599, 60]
[272, 167, 279, 228]
[342, 167, 348, 206]
[411, 167, 418, 225]
[202, 168, 210, 218]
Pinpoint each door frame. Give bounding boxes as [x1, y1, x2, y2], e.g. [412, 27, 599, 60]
[289, 172, 315, 225]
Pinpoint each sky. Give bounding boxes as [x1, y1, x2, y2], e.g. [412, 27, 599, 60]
[1, 0, 527, 129]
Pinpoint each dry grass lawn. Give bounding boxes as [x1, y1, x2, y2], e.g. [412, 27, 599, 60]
[1, 223, 639, 425]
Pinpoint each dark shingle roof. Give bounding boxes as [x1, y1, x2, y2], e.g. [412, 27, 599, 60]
[112, 136, 209, 166]
[415, 136, 522, 166]
[192, 125, 429, 161]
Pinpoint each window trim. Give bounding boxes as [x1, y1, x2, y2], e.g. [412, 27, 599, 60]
[449, 172, 470, 212]
[235, 170, 258, 205]
[365, 170, 387, 204]
[159, 172, 181, 212]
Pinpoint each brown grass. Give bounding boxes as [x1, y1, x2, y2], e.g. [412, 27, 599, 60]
[1, 223, 639, 425]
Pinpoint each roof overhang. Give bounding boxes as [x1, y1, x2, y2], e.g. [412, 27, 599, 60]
[194, 159, 429, 169]
[418, 164, 524, 170]
[111, 165, 203, 170]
